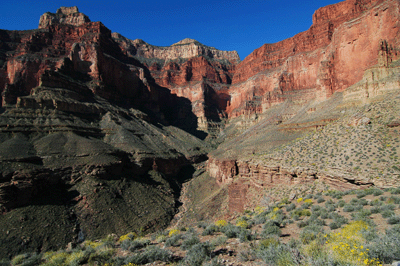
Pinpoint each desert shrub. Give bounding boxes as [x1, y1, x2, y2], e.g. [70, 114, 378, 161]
[317, 197, 326, 203]
[389, 187, 400, 195]
[388, 196, 400, 204]
[369, 199, 383, 206]
[372, 189, 383, 196]
[11, 253, 42, 266]
[387, 216, 400, 225]
[351, 209, 372, 222]
[381, 204, 396, 211]
[309, 217, 326, 227]
[379, 195, 387, 201]
[215, 220, 228, 227]
[220, 223, 241, 238]
[358, 198, 368, 206]
[356, 190, 368, 198]
[329, 213, 348, 228]
[40, 251, 69, 266]
[381, 209, 395, 218]
[305, 194, 313, 199]
[210, 235, 227, 247]
[325, 221, 382, 265]
[197, 221, 209, 229]
[64, 250, 88, 266]
[124, 246, 172, 265]
[297, 220, 309, 228]
[365, 225, 400, 263]
[293, 209, 311, 217]
[302, 239, 344, 265]
[370, 206, 380, 214]
[121, 238, 150, 251]
[297, 197, 303, 203]
[168, 229, 180, 237]
[238, 248, 257, 262]
[332, 191, 344, 199]
[181, 234, 200, 250]
[239, 229, 254, 242]
[301, 200, 313, 209]
[257, 241, 298, 266]
[88, 247, 115, 265]
[329, 221, 341, 229]
[286, 203, 296, 212]
[165, 233, 182, 247]
[300, 224, 324, 244]
[350, 198, 359, 205]
[181, 242, 212, 266]
[202, 224, 219, 236]
[236, 219, 249, 229]
[261, 224, 281, 238]
[119, 232, 137, 242]
[343, 204, 355, 212]
[311, 205, 322, 212]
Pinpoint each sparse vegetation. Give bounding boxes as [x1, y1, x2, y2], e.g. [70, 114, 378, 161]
[8, 186, 400, 265]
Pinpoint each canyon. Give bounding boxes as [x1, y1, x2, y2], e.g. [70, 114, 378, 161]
[0, 0, 400, 258]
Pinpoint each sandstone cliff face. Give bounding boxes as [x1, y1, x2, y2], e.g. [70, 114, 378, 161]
[226, 0, 400, 118]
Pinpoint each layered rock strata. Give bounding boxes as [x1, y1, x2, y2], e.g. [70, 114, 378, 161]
[226, 0, 400, 118]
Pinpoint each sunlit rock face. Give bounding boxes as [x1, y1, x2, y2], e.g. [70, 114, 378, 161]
[226, 0, 400, 118]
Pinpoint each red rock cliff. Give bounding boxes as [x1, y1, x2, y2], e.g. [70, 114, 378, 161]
[227, 0, 400, 118]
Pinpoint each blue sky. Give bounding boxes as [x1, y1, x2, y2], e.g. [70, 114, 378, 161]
[1, 0, 342, 60]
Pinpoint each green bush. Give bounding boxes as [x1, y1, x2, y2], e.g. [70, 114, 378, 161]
[329, 221, 341, 229]
[11, 253, 42, 266]
[165, 233, 182, 247]
[343, 204, 355, 212]
[372, 189, 383, 196]
[261, 224, 281, 238]
[286, 203, 296, 212]
[366, 225, 400, 263]
[121, 238, 150, 251]
[181, 242, 212, 266]
[338, 199, 346, 207]
[387, 216, 400, 225]
[381, 209, 395, 218]
[257, 241, 298, 266]
[202, 224, 219, 236]
[370, 199, 383, 206]
[210, 235, 227, 247]
[300, 224, 324, 244]
[389, 187, 400, 195]
[239, 229, 255, 242]
[356, 190, 368, 198]
[124, 246, 172, 265]
[370, 206, 381, 214]
[181, 234, 200, 250]
[220, 224, 241, 238]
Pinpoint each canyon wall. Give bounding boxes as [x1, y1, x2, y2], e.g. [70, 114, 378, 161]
[226, 0, 400, 118]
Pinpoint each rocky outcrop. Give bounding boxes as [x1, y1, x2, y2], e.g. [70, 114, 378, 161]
[112, 35, 240, 62]
[38, 6, 90, 29]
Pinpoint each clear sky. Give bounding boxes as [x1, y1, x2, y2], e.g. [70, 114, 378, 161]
[1, 0, 343, 60]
